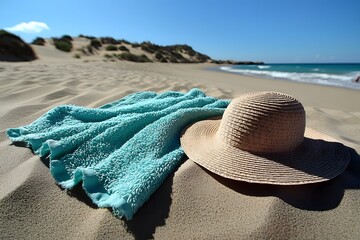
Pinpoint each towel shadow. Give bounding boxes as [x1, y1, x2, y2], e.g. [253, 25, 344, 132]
[11, 142, 50, 166]
[10, 141, 176, 239]
[124, 165, 179, 240]
[11, 142, 99, 208]
[202, 146, 360, 211]
[11, 141, 29, 149]
[61, 184, 99, 209]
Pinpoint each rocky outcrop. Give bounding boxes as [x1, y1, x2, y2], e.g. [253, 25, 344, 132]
[0, 30, 37, 61]
[211, 60, 264, 65]
[233, 61, 264, 65]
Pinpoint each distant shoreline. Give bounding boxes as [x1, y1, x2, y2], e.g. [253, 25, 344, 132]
[213, 63, 360, 90]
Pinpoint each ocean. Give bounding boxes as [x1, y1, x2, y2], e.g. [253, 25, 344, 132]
[219, 63, 360, 90]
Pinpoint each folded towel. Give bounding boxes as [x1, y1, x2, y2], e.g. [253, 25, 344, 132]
[7, 88, 229, 220]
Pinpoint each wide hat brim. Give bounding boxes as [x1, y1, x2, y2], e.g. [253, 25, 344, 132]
[180, 118, 350, 185]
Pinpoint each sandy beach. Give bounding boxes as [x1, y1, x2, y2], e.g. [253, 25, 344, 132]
[0, 45, 360, 239]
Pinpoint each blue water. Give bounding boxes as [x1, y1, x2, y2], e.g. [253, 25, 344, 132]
[219, 63, 360, 90]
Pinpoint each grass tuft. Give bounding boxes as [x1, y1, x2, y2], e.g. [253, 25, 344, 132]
[106, 45, 118, 51]
[118, 45, 129, 52]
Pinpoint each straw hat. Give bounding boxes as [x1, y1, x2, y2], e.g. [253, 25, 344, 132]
[180, 92, 350, 185]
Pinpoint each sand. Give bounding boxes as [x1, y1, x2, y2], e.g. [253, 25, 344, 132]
[0, 43, 360, 239]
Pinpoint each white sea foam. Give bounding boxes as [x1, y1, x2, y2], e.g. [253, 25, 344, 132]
[257, 65, 271, 69]
[219, 67, 360, 90]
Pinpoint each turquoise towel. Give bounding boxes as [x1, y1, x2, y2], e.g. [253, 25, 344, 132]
[7, 88, 229, 220]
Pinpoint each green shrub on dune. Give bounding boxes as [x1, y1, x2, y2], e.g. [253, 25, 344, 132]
[100, 37, 118, 45]
[30, 34, 213, 63]
[0, 29, 37, 61]
[117, 52, 152, 62]
[119, 39, 130, 44]
[187, 50, 196, 57]
[90, 39, 102, 49]
[53, 38, 73, 52]
[106, 45, 118, 51]
[195, 53, 210, 63]
[118, 45, 129, 52]
[78, 34, 96, 40]
[140, 41, 160, 53]
[168, 55, 178, 63]
[86, 45, 94, 54]
[170, 51, 187, 61]
[61, 35, 73, 41]
[155, 52, 163, 60]
[32, 37, 46, 45]
[131, 42, 140, 48]
[155, 51, 167, 62]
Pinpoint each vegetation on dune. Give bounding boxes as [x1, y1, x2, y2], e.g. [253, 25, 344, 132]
[100, 37, 118, 45]
[78, 34, 96, 40]
[81, 45, 95, 55]
[21, 33, 237, 64]
[136, 41, 210, 63]
[131, 42, 141, 48]
[155, 52, 163, 59]
[168, 44, 210, 63]
[155, 51, 167, 62]
[90, 39, 102, 49]
[104, 53, 113, 59]
[118, 45, 129, 52]
[195, 53, 210, 63]
[103, 53, 116, 62]
[31, 37, 46, 45]
[116, 52, 152, 62]
[105, 44, 118, 51]
[119, 39, 130, 45]
[168, 55, 178, 63]
[140, 41, 159, 53]
[61, 35, 73, 41]
[53, 37, 73, 52]
[169, 50, 190, 63]
[0, 29, 37, 61]
[0, 30, 8, 35]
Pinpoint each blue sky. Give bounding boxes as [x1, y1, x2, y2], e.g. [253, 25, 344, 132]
[1, 0, 359, 63]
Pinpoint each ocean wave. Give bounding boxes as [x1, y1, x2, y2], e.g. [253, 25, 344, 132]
[219, 66, 360, 90]
[257, 65, 271, 69]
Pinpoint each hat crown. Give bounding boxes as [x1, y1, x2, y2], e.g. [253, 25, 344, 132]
[218, 92, 305, 153]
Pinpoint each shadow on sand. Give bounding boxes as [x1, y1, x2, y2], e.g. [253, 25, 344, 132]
[123, 170, 175, 240]
[12, 141, 177, 240]
[205, 146, 360, 211]
[12, 141, 360, 237]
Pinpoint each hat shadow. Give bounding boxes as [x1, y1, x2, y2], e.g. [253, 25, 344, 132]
[257, 138, 350, 180]
[203, 146, 360, 211]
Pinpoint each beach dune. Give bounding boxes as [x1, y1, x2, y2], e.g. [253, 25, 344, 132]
[0, 42, 359, 239]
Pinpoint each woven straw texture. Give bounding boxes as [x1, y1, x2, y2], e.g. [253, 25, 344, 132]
[181, 92, 350, 185]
